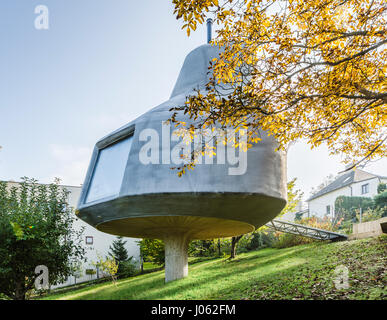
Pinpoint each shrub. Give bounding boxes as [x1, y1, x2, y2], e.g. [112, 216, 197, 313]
[117, 259, 138, 278]
[377, 183, 386, 194]
[85, 269, 96, 275]
[188, 240, 216, 257]
[335, 195, 374, 221]
[358, 207, 384, 222]
[273, 216, 336, 249]
[0, 293, 11, 300]
[92, 254, 118, 284]
[138, 239, 165, 266]
[273, 232, 315, 249]
[248, 230, 277, 249]
[374, 191, 387, 217]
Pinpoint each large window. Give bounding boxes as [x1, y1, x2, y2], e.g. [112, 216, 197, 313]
[85, 135, 133, 203]
[361, 183, 369, 194]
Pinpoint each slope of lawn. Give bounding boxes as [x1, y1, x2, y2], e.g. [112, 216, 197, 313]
[42, 235, 386, 300]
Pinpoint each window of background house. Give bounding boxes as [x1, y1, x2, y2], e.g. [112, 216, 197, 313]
[361, 183, 369, 194]
[326, 205, 330, 215]
[85, 236, 93, 245]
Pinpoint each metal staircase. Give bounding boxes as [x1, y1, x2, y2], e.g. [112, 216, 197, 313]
[266, 219, 348, 241]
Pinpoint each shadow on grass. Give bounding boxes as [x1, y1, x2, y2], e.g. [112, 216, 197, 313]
[188, 256, 220, 265]
[65, 248, 305, 300]
[143, 251, 305, 300]
[47, 237, 386, 300]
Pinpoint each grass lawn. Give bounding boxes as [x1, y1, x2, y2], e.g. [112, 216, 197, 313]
[142, 262, 161, 271]
[41, 235, 386, 300]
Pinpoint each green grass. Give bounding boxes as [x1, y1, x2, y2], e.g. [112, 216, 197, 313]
[42, 236, 386, 300]
[142, 262, 160, 271]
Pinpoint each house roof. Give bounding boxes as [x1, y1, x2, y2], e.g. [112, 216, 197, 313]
[307, 168, 384, 201]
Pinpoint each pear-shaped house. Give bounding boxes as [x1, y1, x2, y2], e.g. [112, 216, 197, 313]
[77, 40, 287, 282]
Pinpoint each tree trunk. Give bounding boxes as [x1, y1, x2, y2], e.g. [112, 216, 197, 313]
[217, 239, 221, 256]
[14, 280, 26, 300]
[230, 235, 243, 259]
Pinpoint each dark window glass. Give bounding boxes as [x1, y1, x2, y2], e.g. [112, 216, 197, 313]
[361, 184, 369, 194]
[86, 236, 93, 245]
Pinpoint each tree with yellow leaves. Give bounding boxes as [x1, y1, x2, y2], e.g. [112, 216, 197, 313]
[171, 0, 386, 170]
[93, 253, 119, 285]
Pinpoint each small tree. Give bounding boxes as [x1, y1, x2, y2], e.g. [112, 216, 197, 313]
[0, 178, 85, 300]
[93, 254, 118, 285]
[109, 237, 131, 277]
[109, 237, 129, 262]
[69, 260, 83, 284]
[138, 239, 165, 266]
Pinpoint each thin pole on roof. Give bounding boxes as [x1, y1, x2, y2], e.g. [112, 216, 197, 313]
[206, 18, 213, 43]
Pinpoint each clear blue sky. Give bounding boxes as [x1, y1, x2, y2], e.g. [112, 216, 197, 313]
[0, 0, 386, 199]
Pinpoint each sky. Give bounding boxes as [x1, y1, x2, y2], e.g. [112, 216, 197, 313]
[0, 0, 386, 201]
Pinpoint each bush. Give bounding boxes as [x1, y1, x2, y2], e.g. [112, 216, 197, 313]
[92, 254, 119, 284]
[0, 293, 11, 300]
[188, 240, 216, 257]
[335, 195, 374, 221]
[273, 216, 335, 249]
[234, 234, 254, 253]
[374, 191, 387, 217]
[246, 230, 277, 250]
[138, 239, 165, 266]
[273, 232, 315, 249]
[117, 259, 137, 278]
[359, 207, 384, 222]
[85, 269, 96, 276]
[377, 183, 386, 194]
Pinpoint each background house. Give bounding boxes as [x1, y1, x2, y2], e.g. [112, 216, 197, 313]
[4, 181, 141, 288]
[306, 168, 387, 219]
[279, 201, 308, 222]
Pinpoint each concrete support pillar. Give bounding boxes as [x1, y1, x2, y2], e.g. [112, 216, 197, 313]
[164, 233, 190, 283]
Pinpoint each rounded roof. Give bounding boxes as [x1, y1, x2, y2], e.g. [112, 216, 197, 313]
[170, 44, 222, 98]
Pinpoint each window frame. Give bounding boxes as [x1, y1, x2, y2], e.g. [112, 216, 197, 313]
[85, 236, 94, 245]
[81, 125, 135, 206]
[361, 183, 369, 194]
